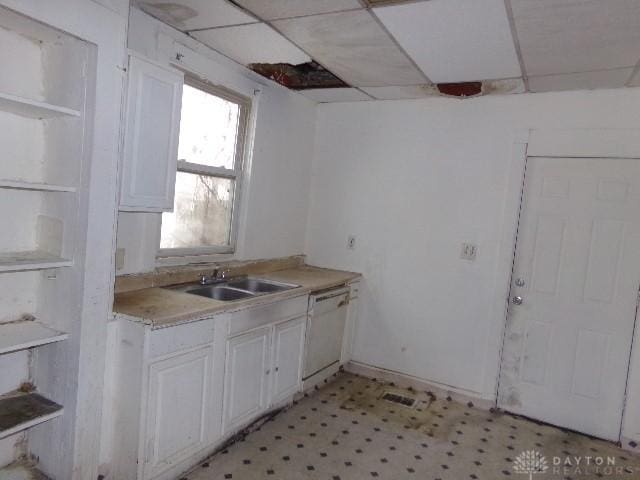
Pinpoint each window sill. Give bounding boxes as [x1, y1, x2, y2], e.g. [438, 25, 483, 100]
[156, 251, 236, 268]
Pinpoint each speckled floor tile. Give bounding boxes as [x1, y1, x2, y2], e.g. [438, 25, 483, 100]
[184, 372, 640, 480]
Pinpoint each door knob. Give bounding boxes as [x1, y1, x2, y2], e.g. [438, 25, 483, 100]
[512, 296, 523, 305]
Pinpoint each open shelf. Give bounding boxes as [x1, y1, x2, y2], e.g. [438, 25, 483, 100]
[0, 251, 72, 273]
[0, 317, 68, 355]
[0, 91, 81, 119]
[0, 463, 48, 480]
[0, 180, 76, 193]
[0, 391, 63, 439]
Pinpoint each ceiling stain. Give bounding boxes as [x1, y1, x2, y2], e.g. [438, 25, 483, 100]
[248, 61, 349, 90]
[362, 0, 423, 6]
[137, 2, 199, 27]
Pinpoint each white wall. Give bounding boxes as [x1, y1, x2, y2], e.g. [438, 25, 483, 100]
[305, 88, 640, 432]
[115, 9, 316, 274]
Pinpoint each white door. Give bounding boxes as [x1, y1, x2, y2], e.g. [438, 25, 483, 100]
[271, 316, 306, 404]
[223, 327, 271, 432]
[498, 156, 640, 440]
[144, 346, 214, 479]
[120, 54, 183, 212]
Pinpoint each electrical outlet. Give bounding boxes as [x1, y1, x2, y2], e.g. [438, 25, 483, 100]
[347, 235, 356, 250]
[460, 242, 478, 261]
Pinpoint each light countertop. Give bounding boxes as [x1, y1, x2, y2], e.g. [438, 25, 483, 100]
[113, 266, 361, 329]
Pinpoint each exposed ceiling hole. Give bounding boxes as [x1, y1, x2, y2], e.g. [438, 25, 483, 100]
[248, 61, 349, 90]
[436, 81, 483, 98]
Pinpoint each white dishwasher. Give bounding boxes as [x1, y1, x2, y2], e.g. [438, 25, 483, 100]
[303, 286, 350, 381]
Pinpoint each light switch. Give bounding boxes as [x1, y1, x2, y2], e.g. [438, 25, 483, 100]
[460, 243, 477, 261]
[347, 235, 356, 250]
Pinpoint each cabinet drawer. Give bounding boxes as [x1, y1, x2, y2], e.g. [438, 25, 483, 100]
[150, 319, 215, 358]
[228, 295, 308, 337]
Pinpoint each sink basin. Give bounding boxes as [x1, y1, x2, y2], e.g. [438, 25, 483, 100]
[225, 277, 299, 294]
[171, 276, 299, 302]
[186, 286, 255, 301]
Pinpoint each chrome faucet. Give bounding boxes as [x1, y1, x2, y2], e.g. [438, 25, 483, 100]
[199, 267, 230, 285]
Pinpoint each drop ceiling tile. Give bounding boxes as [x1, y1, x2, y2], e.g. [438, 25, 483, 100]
[360, 85, 437, 100]
[300, 88, 371, 103]
[135, 0, 257, 31]
[273, 10, 426, 87]
[528, 68, 635, 93]
[234, 0, 362, 20]
[374, 0, 521, 83]
[192, 23, 310, 65]
[510, 0, 640, 76]
[483, 78, 526, 95]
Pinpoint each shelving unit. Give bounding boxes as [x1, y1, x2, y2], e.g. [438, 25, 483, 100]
[0, 462, 48, 480]
[0, 91, 81, 119]
[0, 251, 73, 273]
[0, 318, 69, 355]
[0, 392, 63, 439]
[0, 180, 76, 193]
[0, 6, 91, 477]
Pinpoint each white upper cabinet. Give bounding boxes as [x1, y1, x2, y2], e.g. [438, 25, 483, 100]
[120, 55, 183, 212]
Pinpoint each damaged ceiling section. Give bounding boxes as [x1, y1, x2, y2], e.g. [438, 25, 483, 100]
[248, 61, 348, 90]
[136, 0, 640, 102]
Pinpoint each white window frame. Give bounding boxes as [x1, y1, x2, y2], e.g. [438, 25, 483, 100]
[158, 76, 251, 258]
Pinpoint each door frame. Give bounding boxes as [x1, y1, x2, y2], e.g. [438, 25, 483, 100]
[491, 129, 640, 443]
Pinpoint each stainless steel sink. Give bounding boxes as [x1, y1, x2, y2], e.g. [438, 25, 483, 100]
[169, 276, 300, 302]
[225, 277, 298, 294]
[185, 285, 256, 301]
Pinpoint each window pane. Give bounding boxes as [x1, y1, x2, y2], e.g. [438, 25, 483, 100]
[178, 84, 240, 169]
[160, 172, 234, 249]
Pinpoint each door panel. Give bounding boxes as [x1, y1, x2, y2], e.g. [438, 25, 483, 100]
[271, 316, 306, 404]
[498, 157, 640, 441]
[144, 346, 213, 479]
[223, 327, 271, 433]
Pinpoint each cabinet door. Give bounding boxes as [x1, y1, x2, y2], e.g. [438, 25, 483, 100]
[271, 316, 306, 404]
[143, 346, 214, 480]
[120, 55, 183, 212]
[223, 327, 271, 433]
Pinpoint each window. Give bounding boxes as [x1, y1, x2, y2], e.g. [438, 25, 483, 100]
[160, 78, 250, 255]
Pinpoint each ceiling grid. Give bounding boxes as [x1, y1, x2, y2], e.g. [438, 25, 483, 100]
[134, 0, 640, 102]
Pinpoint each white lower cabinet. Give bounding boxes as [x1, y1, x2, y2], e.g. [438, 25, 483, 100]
[223, 315, 306, 433]
[109, 316, 225, 480]
[223, 327, 272, 432]
[272, 317, 306, 403]
[143, 346, 214, 480]
[109, 295, 308, 480]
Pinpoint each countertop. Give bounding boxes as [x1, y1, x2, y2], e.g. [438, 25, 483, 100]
[113, 266, 361, 329]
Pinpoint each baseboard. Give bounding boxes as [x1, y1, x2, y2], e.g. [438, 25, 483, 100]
[301, 362, 342, 394]
[620, 436, 640, 454]
[345, 361, 496, 411]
